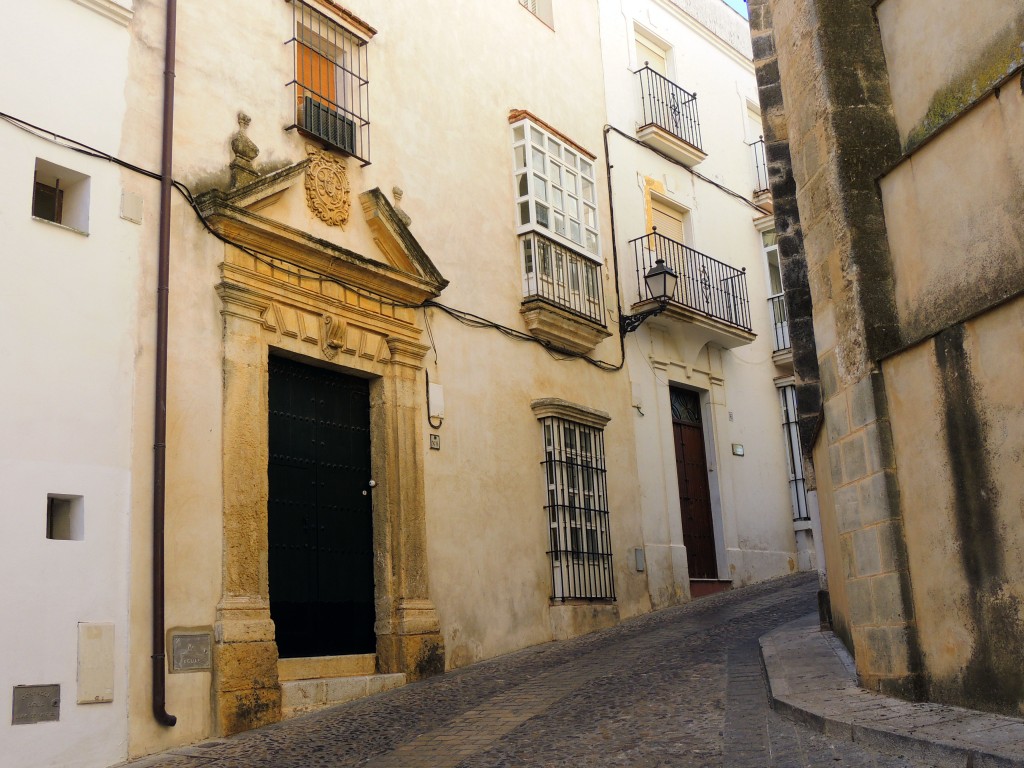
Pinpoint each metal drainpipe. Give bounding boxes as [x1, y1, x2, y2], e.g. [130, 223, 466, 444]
[152, 0, 178, 728]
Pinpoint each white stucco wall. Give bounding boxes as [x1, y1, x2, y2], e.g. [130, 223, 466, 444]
[601, 0, 801, 602]
[0, 2, 137, 766]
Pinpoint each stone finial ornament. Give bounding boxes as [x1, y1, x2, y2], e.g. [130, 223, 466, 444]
[229, 112, 261, 189]
[305, 146, 351, 228]
[392, 186, 412, 228]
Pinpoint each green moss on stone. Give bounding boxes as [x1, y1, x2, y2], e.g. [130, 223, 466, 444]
[906, 22, 1024, 153]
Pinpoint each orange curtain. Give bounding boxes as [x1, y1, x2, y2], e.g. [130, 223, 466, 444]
[297, 42, 337, 107]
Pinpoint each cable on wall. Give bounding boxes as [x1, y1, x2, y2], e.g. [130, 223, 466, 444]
[1, 109, 627, 372]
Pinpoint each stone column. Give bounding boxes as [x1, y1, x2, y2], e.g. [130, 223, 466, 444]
[374, 337, 445, 679]
[213, 291, 281, 735]
[763, 0, 923, 699]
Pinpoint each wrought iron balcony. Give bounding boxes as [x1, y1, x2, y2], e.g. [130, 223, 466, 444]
[751, 137, 769, 195]
[768, 293, 790, 352]
[636, 66, 703, 157]
[631, 231, 752, 332]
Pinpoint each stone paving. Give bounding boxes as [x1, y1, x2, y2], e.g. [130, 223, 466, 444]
[761, 616, 1024, 768]
[123, 573, 934, 768]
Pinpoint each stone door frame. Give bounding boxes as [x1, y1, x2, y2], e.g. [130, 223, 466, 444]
[197, 169, 448, 736]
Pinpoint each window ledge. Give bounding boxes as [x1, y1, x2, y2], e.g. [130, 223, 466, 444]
[638, 298, 754, 349]
[32, 216, 89, 237]
[637, 124, 707, 167]
[520, 299, 611, 355]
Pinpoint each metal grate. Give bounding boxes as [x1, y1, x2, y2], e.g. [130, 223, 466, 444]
[636, 66, 702, 152]
[751, 137, 769, 194]
[521, 232, 605, 325]
[631, 231, 752, 331]
[780, 385, 810, 521]
[768, 293, 790, 352]
[540, 417, 615, 601]
[288, 0, 370, 163]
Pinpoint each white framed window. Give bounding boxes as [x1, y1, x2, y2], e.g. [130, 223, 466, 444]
[512, 117, 599, 259]
[635, 30, 669, 76]
[32, 158, 90, 235]
[762, 229, 789, 351]
[512, 115, 605, 324]
[519, 0, 553, 27]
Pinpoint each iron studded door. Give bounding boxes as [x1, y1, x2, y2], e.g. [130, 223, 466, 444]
[670, 387, 719, 580]
[268, 356, 376, 658]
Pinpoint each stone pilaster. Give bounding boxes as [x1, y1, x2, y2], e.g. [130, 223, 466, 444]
[374, 337, 445, 679]
[213, 308, 280, 735]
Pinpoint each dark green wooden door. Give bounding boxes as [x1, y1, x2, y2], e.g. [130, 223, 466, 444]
[268, 355, 376, 658]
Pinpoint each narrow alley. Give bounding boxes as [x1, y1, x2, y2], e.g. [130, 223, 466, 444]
[125, 575, 928, 768]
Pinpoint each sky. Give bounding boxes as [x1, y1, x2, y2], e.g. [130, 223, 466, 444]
[720, 0, 749, 19]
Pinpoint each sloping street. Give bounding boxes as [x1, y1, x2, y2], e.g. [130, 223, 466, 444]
[126, 575, 929, 768]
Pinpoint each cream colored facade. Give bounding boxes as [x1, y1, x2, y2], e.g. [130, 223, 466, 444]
[119, 0, 649, 757]
[2, 1, 822, 764]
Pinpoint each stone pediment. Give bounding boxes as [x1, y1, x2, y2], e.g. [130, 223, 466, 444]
[195, 162, 448, 307]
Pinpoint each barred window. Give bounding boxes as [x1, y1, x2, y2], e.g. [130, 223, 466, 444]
[288, 0, 372, 163]
[540, 416, 615, 601]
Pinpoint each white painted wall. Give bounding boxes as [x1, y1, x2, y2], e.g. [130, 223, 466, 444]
[600, 0, 802, 602]
[0, 2, 138, 767]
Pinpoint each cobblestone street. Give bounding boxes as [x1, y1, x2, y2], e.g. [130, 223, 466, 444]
[128, 574, 932, 768]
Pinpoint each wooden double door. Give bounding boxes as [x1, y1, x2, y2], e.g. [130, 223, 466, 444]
[268, 355, 376, 658]
[670, 387, 718, 580]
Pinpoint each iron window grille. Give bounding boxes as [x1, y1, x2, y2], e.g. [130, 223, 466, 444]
[541, 416, 615, 601]
[780, 385, 810, 521]
[521, 232, 605, 324]
[287, 0, 370, 164]
[750, 136, 769, 194]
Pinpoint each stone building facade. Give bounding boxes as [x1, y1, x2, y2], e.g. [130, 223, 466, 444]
[0, 1, 820, 764]
[751, 0, 1024, 713]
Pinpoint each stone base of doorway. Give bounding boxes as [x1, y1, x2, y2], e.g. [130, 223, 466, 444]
[279, 654, 407, 718]
[689, 579, 732, 598]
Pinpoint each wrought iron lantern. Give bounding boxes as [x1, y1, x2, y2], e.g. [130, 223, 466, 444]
[620, 258, 678, 333]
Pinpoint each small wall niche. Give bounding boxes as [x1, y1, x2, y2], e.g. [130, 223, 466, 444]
[46, 494, 84, 541]
[32, 158, 91, 234]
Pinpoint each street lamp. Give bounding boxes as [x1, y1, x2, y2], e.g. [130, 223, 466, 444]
[620, 258, 678, 334]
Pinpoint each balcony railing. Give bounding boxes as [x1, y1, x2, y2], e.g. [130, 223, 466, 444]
[768, 293, 790, 351]
[522, 232, 605, 325]
[751, 137, 769, 194]
[631, 231, 751, 332]
[636, 66, 702, 152]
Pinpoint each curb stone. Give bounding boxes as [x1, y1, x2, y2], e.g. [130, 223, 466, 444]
[760, 615, 1024, 768]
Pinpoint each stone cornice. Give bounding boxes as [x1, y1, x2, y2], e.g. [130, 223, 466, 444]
[199, 204, 444, 309]
[531, 398, 611, 429]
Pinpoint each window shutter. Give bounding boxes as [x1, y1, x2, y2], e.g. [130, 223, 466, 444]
[651, 201, 684, 243]
[636, 36, 667, 76]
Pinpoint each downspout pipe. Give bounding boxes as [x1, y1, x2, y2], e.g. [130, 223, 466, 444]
[152, 0, 178, 728]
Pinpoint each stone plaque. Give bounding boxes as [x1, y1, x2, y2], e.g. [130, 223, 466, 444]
[171, 632, 212, 673]
[12, 684, 60, 725]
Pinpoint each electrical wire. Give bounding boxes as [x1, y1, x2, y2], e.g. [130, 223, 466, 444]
[2, 108, 626, 371]
[605, 124, 772, 216]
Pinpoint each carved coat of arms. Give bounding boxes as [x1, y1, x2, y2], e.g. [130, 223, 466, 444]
[305, 146, 351, 228]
